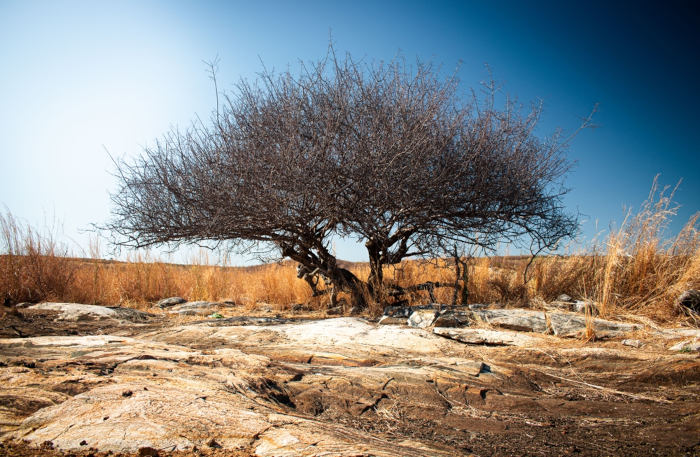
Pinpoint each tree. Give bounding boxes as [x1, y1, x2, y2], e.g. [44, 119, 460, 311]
[106, 47, 585, 308]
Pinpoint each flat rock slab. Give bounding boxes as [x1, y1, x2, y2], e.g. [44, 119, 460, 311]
[472, 308, 641, 338]
[434, 327, 545, 346]
[193, 316, 292, 326]
[0, 331, 462, 456]
[167, 301, 227, 315]
[156, 297, 186, 308]
[28, 303, 118, 321]
[378, 315, 407, 325]
[27, 303, 154, 323]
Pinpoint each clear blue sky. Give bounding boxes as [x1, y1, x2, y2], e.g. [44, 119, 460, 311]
[1, 0, 698, 264]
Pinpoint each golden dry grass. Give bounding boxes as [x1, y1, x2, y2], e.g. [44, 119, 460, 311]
[1, 180, 697, 323]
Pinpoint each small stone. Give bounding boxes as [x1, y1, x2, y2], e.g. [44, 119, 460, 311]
[207, 438, 222, 449]
[557, 294, 574, 303]
[622, 339, 643, 348]
[157, 297, 186, 308]
[79, 440, 87, 446]
[408, 309, 438, 328]
[122, 390, 133, 397]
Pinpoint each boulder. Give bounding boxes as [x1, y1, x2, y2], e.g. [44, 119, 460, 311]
[156, 297, 186, 308]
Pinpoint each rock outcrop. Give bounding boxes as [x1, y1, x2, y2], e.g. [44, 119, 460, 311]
[1, 305, 698, 456]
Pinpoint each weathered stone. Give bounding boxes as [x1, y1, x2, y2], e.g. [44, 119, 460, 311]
[471, 308, 548, 332]
[109, 307, 156, 322]
[26, 303, 144, 322]
[434, 327, 543, 346]
[28, 302, 116, 320]
[432, 311, 472, 328]
[557, 294, 574, 303]
[168, 301, 219, 316]
[408, 309, 439, 328]
[0, 312, 698, 456]
[378, 315, 407, 325]
[622, 339, 643, 348]
[156, 297, 186, 308]
[548, 312, 640, 338]
[470, 308, 640, 338]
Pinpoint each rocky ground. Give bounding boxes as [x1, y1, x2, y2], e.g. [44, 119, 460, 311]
[0, 301, 698, 456]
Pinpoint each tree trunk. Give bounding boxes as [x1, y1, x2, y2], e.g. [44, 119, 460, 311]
[365, 241, 384, 303]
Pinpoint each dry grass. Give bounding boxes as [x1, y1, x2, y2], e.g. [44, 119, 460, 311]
[1, 180, 697, 323]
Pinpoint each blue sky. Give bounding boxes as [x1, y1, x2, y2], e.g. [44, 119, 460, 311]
[1, 0, 698, 263]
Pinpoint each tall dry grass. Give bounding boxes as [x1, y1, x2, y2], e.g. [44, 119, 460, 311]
[0, 211, 78, 303]
[1, 180, 697, 323]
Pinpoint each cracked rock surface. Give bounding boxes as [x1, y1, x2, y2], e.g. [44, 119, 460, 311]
[1, 305, 699, 456]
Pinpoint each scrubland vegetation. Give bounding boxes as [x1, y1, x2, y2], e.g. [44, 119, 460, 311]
[1, 182, 697, 323]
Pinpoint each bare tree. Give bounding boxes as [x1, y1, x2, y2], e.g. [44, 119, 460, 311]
[106, 46, 584, 308]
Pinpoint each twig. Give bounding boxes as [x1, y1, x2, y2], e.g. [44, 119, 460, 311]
[531, 368, 671, 404]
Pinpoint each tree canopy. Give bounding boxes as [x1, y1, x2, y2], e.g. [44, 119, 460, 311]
[107, 48, 584, 307]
